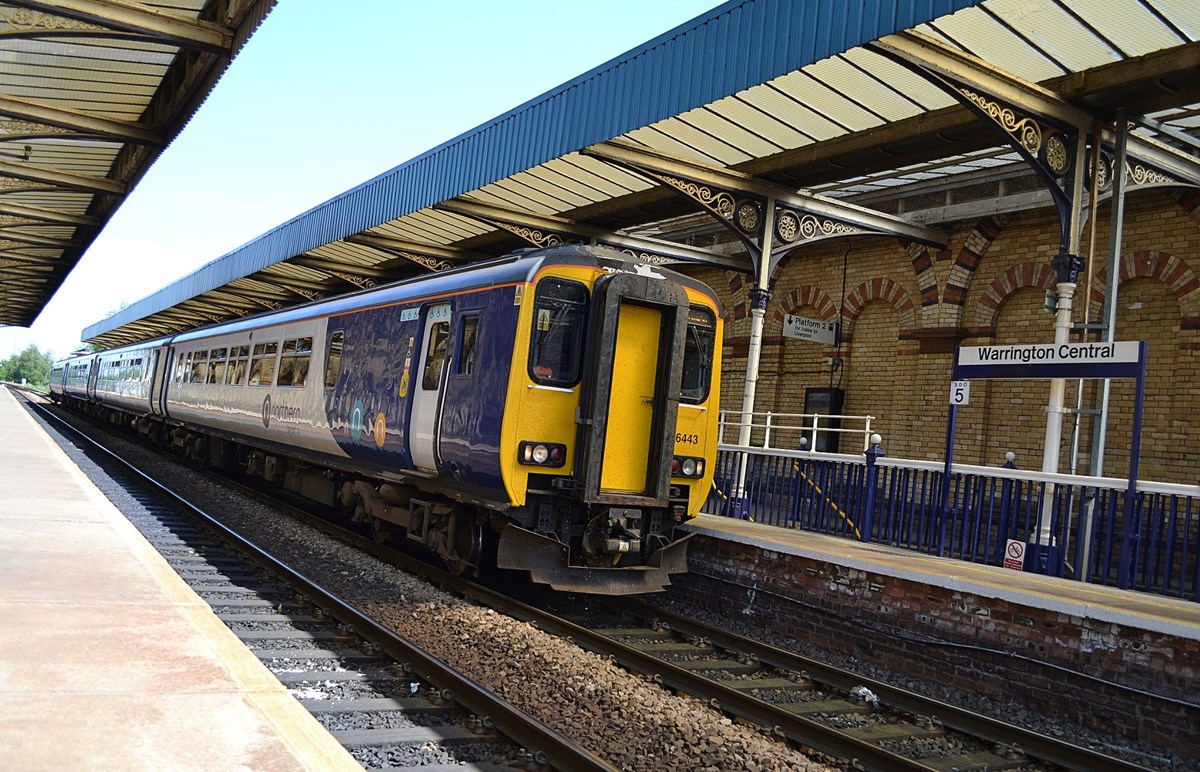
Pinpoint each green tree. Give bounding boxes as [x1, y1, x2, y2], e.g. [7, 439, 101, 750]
[0, 345, 54, 389]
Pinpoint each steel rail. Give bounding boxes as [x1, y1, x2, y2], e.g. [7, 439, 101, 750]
[626, 599, 1147, 772]
[22, 395, 615, 772]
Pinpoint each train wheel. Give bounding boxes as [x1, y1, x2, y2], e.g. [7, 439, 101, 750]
[444, 511, 483, 577]
[370, 516, 398, 545]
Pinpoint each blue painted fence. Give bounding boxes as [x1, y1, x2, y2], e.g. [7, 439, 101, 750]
[705, 442, 1200, 602]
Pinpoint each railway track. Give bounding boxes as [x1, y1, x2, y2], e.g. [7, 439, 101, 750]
[28, 391, 1149, 771]
[21, 393, 611, 772]
[187, 467, 1147, 772]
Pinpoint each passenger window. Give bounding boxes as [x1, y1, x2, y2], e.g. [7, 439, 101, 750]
[277, 337, 312, 387]
[190, 351, 208, 384]
[208, 348, 227, 384]
[325, 331, 344, 389]
[529, 278, 587, 386]
[226, 346, 250, 385]
[680, 307, 716, 404]
[421, 322, 450, 390]
[455, 316, 478, 376]
[249, 342, 278, 386]
[178, 351, 192, 383]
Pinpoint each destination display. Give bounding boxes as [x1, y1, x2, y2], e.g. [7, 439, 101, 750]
[955, 341, 1142, 380]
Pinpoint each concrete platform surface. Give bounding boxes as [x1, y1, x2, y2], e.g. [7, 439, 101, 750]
[0, 388, 361, 771]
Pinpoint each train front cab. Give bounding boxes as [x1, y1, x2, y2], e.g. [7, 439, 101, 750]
[498, 261, 721, 594]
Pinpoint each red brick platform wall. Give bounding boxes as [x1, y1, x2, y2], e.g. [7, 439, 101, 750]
[667, 533, 1199, 760]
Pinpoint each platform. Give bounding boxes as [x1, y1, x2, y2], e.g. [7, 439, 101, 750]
[677, 511, 1200, 764]
[0, 387, 361, 771]
[684, 513, 1200, 641]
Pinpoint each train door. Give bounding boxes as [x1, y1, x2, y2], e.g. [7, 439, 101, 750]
[601, 303, 662, 493]
[408, 303, 451, 472]
[156, 348, 174, 416]
[576, 273, 689, 505]
[86, 356, 99, 400]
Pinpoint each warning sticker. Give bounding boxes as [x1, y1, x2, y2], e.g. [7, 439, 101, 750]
[1003, 539, 1026, 571]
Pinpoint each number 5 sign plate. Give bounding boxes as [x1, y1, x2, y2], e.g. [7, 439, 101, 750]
[950, 380, 970, 405]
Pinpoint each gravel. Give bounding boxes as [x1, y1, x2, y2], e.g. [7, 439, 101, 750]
[97, 435, 833, 772]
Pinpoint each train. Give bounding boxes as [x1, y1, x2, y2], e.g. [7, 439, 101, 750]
[50, 245, 723, 594]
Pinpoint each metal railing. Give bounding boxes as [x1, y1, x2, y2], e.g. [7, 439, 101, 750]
[705, 438, 1200, 602]
[717, 410, 876, 453]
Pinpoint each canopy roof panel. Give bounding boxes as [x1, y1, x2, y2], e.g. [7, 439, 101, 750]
[75, 0, 1200, 348]
[0, 0, 276, 329]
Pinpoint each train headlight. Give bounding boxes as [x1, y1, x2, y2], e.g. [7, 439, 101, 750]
[519, 441, 567, 468]
[672, 455, 705, 478]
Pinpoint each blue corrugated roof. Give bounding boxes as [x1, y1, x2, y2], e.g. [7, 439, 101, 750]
[87, 0, 982, 340]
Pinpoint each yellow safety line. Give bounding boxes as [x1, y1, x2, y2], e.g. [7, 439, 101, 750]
[712, 459, 861, 535]
[794, 460, 861, 539]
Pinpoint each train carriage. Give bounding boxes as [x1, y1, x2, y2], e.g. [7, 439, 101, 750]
[55, 245, 723, 594]
[60, 355, 94, 404]
[92, 342, 164, 416]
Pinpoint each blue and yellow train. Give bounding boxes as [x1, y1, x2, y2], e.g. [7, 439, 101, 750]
[51, 245, 723, 593]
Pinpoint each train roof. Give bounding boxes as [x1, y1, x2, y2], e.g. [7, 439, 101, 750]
[164, 244, 719, 344]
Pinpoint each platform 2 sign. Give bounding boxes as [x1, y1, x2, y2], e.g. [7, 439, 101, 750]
[783, 314, 838, 346]
[954, 341, 1142, 380]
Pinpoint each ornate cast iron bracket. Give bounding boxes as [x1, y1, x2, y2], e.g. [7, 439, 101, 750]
[647, 171, 765, 264]
[490, 221, 570, 249]
[768, 205, 871, 279]
[327, 270, 376, 289]
[595, 241, 676, 265]
[396, 250, 454, 273]
[955, 85, 1080, 252]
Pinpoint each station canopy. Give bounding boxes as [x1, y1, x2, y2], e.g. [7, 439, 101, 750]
[0, 0, 275, 331]
[31, 0, 1200, 349]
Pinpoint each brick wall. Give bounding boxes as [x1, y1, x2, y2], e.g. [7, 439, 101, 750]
[680, 192, 1200, 483]
[668, 533, 1200, 759]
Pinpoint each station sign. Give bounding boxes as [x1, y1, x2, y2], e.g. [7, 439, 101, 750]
[955, 341, 1141, 380]
[783, 314, 838, 346]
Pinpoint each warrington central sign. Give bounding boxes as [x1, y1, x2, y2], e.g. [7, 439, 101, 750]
[955, 341, 1141, 380]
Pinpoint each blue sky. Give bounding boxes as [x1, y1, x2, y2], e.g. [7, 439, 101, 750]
[2, 0, 717, 360]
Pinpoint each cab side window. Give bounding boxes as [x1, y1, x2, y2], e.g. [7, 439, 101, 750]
[529, 278, 587, 386]
[680, 307, 716, 404]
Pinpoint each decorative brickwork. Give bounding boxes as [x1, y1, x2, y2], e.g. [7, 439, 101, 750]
[943, 215, 1008, 328]
[674, 192, 1200, 482]
[770, 285, 838, 328]
[1086, 250, 1200, 329]
[841, 277, 918, 340]
[972, 262, 1057, 335]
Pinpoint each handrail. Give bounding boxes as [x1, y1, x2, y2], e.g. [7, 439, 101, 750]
[718, 409, 876, 451]
[705, 441, 1200, 601]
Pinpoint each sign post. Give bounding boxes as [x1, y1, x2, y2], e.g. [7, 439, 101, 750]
[949, 341, 1147, 578]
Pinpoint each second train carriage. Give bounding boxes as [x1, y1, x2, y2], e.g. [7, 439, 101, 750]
[53, 245, 723, 593]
